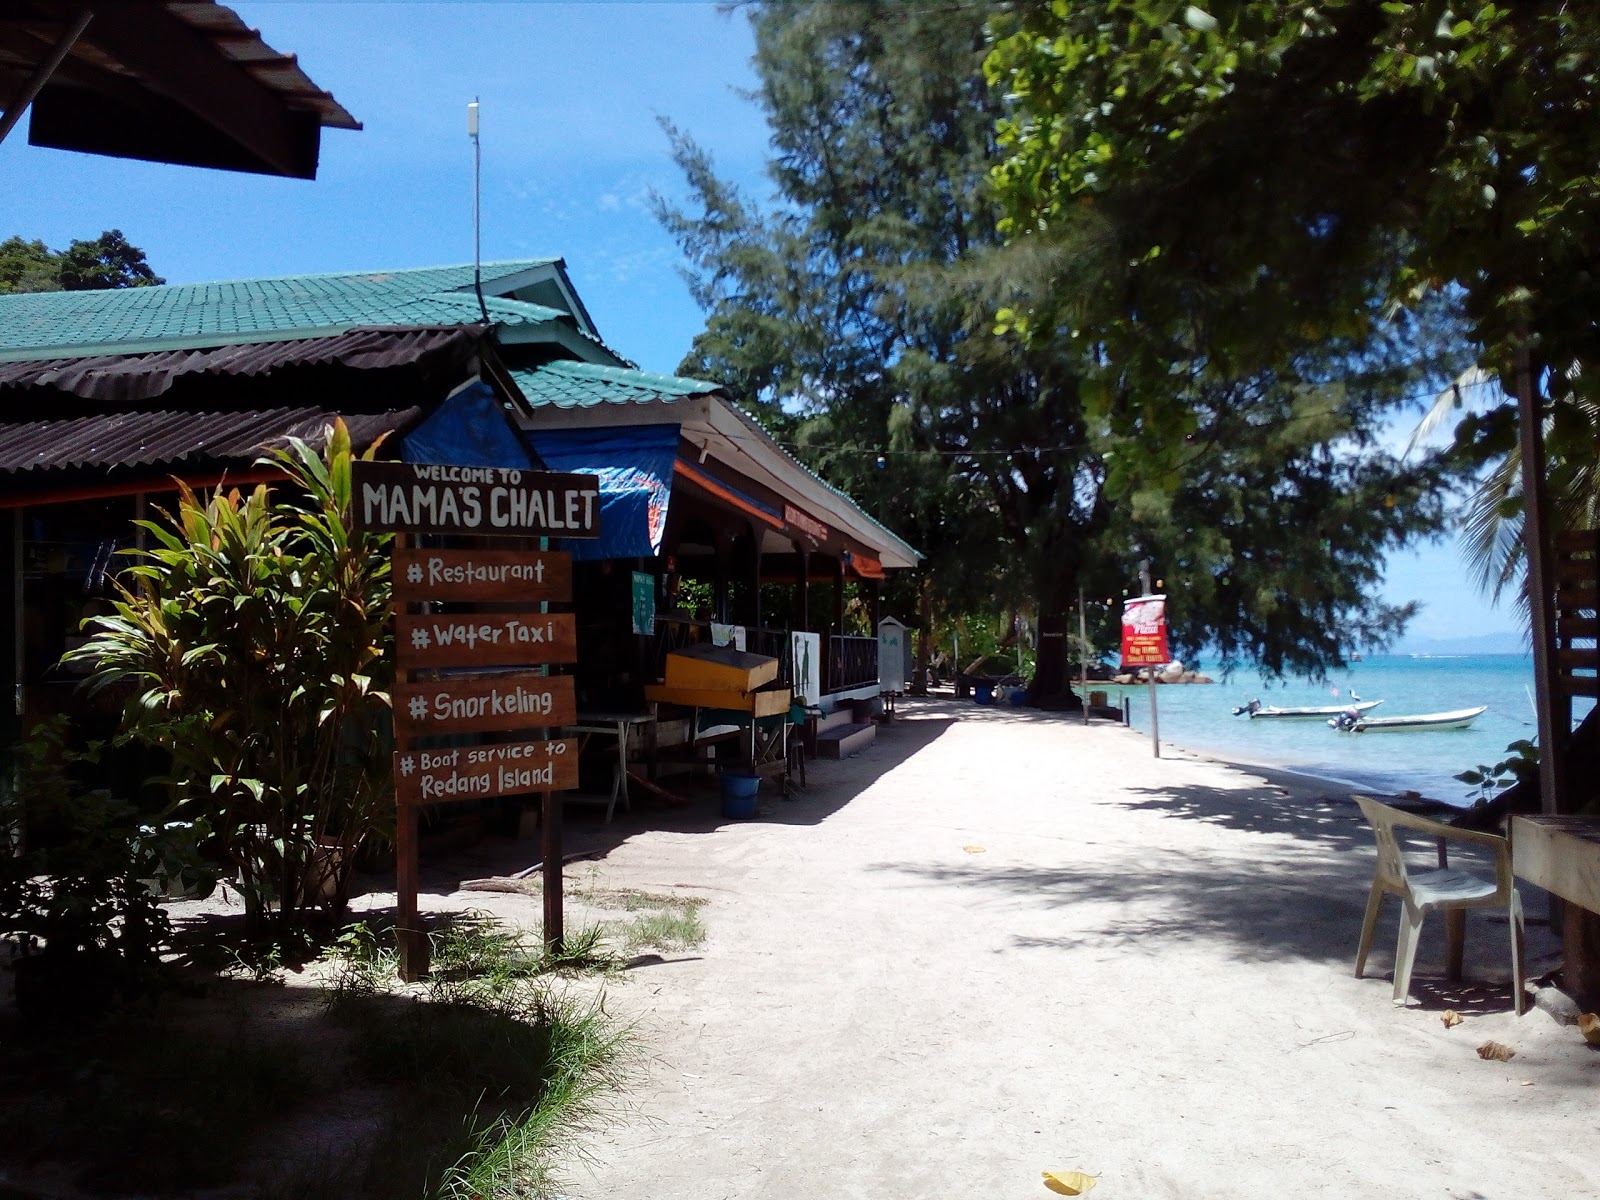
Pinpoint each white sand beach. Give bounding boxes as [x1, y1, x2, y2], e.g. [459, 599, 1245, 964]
[390, 697, 1594, 1199]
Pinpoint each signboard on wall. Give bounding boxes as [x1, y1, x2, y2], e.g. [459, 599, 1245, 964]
[631, 571, 655, 636]
[791, 631, 821, 705]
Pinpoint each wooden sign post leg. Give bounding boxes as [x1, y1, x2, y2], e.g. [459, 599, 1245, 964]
[541, 788, 563, 952]
[396, 800, 429, 981]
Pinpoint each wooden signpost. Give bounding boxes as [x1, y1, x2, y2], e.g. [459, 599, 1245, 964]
[395, 613, 578, 670]
[353, 461, 598, 981]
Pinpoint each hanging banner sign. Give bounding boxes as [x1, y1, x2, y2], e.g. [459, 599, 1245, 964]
[396, 612, 577, 670]
[350, 461, 600, 538]
[393, 547, 571, 603]
[1120, 594, 1171, 667]
[394, 738, 579, 806]
[783, 503, 829, 542]
[394, 672, 576, 738]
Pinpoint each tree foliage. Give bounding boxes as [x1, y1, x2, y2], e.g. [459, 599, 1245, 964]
[661, 0, 1465, 684]
[67, 421, 393, 935]
[987, 0, 1600, 599]
[0, 228, 163, 293]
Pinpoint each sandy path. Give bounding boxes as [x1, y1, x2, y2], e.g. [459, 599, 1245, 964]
[527, 698, 1597, 1199]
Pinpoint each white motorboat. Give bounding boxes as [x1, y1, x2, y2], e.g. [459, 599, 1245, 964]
[1329, 705, 1487, 733]
[1233, 698, 1383, 720]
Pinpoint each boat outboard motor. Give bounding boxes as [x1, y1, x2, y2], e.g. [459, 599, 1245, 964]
[1231, 698, 1262, 717]
[1329, 707, 1362, 732]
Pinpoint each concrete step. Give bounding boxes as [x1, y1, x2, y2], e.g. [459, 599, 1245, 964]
[816, 705, 858, 735]
[816, 721, 875, 759]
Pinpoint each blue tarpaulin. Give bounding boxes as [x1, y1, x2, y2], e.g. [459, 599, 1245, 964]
[523, 424, 678, 560]
[401, 379, 535, 470]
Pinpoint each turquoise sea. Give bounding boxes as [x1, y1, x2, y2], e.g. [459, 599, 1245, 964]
[1115, 654, 1595, 808]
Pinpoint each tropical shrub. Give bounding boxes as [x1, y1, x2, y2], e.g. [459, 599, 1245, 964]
[0, 716, 185, 1020]
[66, 421, 394, 936]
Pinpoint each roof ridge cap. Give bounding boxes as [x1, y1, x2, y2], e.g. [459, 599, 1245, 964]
[0, 258, 566, 301]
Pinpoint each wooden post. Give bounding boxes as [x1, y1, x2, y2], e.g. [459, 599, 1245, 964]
[394, 530, 429, 982]
[796, 540, 809, 632]
[541, 788, 563, 951]
[1517, 341, 1563, 815]
[750, 520, 764, 629]
[395, 799, 429, 981]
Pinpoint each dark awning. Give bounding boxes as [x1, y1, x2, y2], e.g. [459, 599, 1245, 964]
[0, 326, 483, 403]
[1, 1, 360, 178]
[0, 406, 420, 474]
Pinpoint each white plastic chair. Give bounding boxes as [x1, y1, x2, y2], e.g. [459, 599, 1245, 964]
[1353, 795, 1526, 1014]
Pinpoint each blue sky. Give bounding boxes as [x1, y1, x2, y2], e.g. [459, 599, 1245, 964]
[0, 1, 1520, 650]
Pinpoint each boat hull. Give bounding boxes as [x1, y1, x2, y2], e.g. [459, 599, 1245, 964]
[1342, 705, 1488, 733]
[1248, 700, 1383, 720]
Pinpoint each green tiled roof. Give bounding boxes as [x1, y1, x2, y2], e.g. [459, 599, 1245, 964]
[0, 260, 567, 360]
[510, 360, 722, 409]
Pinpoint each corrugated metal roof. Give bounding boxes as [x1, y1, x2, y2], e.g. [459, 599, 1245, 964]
[0, 406, 417, 473]
[0, 326, 483, 403]
[167, 2, 361, 131]
[510, 359, 723, 409]
[0, 260, 565, 360]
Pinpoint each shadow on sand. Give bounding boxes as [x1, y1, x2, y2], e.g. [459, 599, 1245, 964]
[370, 709, 962, 900]
[872, 758, 1556, 1011]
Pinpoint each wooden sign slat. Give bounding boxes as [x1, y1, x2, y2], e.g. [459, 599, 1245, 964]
[397, 612, 577, 670]
[395, 737, 579, 806]
[394, 672, 576, 739]
[352, 461, 600, 538]
[393, 547, 572, 604]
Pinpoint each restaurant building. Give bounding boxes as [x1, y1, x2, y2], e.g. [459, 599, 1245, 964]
[0, 260, 919, 773]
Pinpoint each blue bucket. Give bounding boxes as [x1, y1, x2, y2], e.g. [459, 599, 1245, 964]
[720, 771, 760, 819]
[974, 684, 994, 706]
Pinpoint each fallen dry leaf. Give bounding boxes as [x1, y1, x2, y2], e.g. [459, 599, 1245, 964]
[1577, 1013, 1600, 1046]
[1042, 1170, 1097, 1196]
[1477, 1040, 1516, 1062]
[1441, 1010, 1463, 1028]
[963, 845, 986, 854]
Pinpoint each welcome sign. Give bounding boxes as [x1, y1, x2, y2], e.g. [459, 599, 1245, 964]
[351, 461, 600, 538]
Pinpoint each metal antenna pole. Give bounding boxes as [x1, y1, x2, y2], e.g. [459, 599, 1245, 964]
[468, 98, 488, 322]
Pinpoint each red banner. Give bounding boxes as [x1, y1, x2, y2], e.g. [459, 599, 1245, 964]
[1120, 594, 1171, 667]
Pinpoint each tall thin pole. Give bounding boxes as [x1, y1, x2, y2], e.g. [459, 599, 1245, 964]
[1139, 560, 1159, 758]
[1517, 341, 1561, 814]
[1079, 587, 1089, 727]
[468, 98, 489, 323]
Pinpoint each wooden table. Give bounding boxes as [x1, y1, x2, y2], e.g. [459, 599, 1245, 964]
[560, 711, 656, 823]
[1511, 814, 1600, 998]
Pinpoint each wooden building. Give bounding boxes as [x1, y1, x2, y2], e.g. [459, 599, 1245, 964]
[0, 260, 918, 758]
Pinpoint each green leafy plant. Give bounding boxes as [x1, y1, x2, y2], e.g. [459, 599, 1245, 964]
[0, 716, 195, 1020]
[1456, 738, 1539, 806]
[66, 420, 394, 938]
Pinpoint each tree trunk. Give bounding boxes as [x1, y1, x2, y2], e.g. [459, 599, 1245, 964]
[1027, 568, 1080, 709]
[911, 576, 934, 695]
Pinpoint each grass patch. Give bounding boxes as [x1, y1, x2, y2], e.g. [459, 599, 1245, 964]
[0, 1000, 309, 1193]
[2, 911, 627, 1200]
[577, 889, 708, 954]
[310, 912, 625, 1199]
